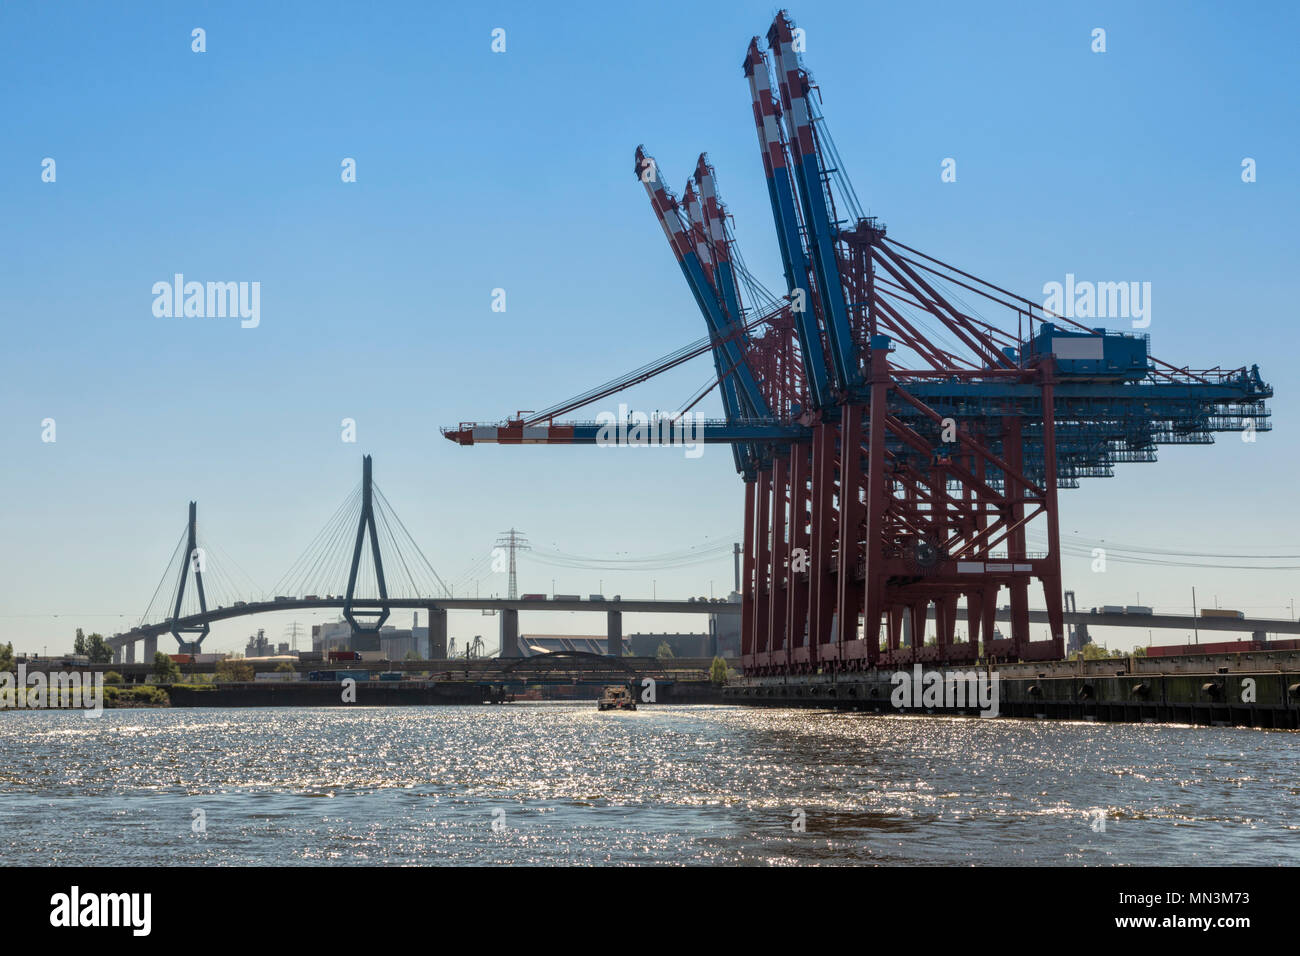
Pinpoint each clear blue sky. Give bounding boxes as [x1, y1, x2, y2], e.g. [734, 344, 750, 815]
[2, 0, 1297, 656]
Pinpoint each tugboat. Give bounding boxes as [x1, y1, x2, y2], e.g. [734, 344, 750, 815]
[597, 685, 637, 711]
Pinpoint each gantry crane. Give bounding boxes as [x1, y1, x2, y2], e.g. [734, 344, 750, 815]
[444, 10, 1272, 676]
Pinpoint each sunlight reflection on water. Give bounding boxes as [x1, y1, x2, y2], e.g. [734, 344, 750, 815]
[1, 704, 1295, 865]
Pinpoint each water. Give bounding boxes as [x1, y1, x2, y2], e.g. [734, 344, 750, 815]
[1, 704, 1296, 865]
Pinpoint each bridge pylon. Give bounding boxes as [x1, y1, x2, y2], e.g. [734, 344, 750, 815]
[343, 455, 390, 634]
[169, 501, 211, 651]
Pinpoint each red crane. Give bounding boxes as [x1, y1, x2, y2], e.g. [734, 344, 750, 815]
[445, 10, 1273, 676]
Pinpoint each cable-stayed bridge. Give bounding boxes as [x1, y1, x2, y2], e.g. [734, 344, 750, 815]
[106, 455, 733, 664]
[97, 452, 1300, 667]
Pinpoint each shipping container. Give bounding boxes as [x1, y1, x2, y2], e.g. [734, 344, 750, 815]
[307, 669, 370, 681]
[30, 655, 91, 667]
[1101, 605, 1125, 615]
[1200, 608, 1245, 620]
[169, 654, 194, 664]
[588, 594, 606, 601]
[1124, 605, 1153, 615]
[553, 594, 581, 602]
[520, 594, 546, 601]
[329, 650, 362, 662]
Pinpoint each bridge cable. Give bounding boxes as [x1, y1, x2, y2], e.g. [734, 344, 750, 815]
[271, 482, 362, 598]
[373, 484, 451, 599]
[139, 526, 188, 627]
[309, 484, 366, 597]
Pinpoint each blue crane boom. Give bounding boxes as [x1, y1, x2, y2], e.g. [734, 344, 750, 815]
[766, 14, 860, 393]
[634, 147, 769, 420]
[743, 37, 830, 411]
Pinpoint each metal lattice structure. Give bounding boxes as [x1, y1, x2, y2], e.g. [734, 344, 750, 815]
[443, 10, 1272, 674]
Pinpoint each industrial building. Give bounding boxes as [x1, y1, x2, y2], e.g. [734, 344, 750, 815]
[312, 615, 430, 660]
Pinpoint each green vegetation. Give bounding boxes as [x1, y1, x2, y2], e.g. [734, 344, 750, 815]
[214, 659, 254, 682]
[103, 671, 123, 684]
[88, 635, 112, 663]
[709, 656, 728, 685]
[656, 641, 675, 661]
[274, 661, 296, 673]
[152, 651, 181, 683]
[74, 628, 113, 664]
[1, 683, 168, 709]
[103, 685, 169, 707]
[0, 642, 13, 672]
[1068, 642, 1142, 661]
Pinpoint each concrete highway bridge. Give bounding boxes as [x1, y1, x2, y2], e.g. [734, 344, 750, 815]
[103, 456, 1297, 667]
[107, 596, 735, 663]
[106, 594, 1300, 664]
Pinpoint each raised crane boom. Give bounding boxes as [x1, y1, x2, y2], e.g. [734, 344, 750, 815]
[743, 37, 830, 411]
[692, 157, 749, 355]
[634, 146, 770, 425]
[442, 7, 1274, 678]
[766, 13, 860, 393]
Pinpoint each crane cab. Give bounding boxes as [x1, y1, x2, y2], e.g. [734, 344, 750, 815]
[1023, 323, 1149, 381]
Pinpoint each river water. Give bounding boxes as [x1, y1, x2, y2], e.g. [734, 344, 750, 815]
[1, 704, 1295, 865]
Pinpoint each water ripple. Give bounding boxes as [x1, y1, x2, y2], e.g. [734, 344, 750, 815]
[0, 704, 1294, 865]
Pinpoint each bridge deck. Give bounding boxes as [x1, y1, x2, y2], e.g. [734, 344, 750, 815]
[109, 598, 1300, 649]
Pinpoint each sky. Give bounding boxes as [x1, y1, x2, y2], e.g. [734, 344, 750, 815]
[1, 0, 1297, 656]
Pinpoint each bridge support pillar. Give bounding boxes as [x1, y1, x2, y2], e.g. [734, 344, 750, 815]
[499, 608, 519, 658]
[143, 634, 157, 662]
[426, 607, 447, 659]
[113, 644, 123, 664]
[607, 610, 622, 657]
[125, 642, 135, 665]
